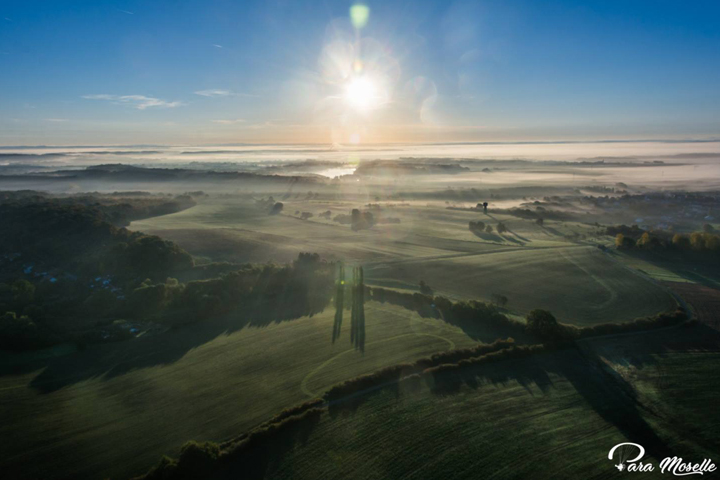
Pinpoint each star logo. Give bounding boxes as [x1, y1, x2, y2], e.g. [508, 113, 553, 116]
[616, 463, 625, 471]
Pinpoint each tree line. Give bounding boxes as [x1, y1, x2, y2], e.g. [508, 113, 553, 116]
[615, 227, 720, 252]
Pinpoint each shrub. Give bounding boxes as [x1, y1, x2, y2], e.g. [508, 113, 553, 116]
[143, 456, 178, 480]
[176, 441, 220, 474]
[270, 202, 284, 214]
[490, 293, 508, 307]
[419, 280, 433, 295]
[468, 220, 485, 232]
[525, 309, 566, 344]
[0, 311, 53, 351]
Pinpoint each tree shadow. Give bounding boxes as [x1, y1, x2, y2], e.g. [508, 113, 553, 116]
[542, 226, 564, 237]
[622, 250, 720, 289]
[215, 409, 324, 480]
[20, 288, 335, 394]
[368, 290, 533, 345]
[311, 324, 720, 466]
[332, 301, 343, 343]
[349, 267, 366, 352]
[477, 213, 530, 244]
[499, 234, 524, 245]
[470, 229, 504, 243]
[504, 227, 531, 243]
[428, 325, 720, 461]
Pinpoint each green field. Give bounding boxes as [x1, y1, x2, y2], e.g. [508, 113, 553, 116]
[260, 326, 720, 480]
[0, 301, 477, 480]
[0, 196, 689, 480]
[132, 198, 677, 325]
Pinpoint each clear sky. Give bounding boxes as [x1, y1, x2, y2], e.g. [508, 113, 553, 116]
[1, 0, 719, 145]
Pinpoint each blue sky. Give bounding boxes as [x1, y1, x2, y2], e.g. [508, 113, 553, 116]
[1, 0, 719, 145]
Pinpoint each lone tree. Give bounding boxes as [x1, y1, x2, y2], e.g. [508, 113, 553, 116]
[419, 280, 433, 295]
[490, 293, 508, 308]
[525, 309, 565, 343]
[270, 202, 284, 215]
[482, 202, 489, 214]
[490, 293, 509, 307]
[497, 222, 508, 234]
[485, 225, 493, 233]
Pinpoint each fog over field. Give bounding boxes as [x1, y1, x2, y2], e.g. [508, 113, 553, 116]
[2, 140, 719, 189]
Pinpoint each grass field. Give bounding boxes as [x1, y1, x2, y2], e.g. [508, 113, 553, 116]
[0, 194, 713, 480]
[259, 326, 720, 480]
[132, 198, 677, 325]
[0, 301, 477, 480]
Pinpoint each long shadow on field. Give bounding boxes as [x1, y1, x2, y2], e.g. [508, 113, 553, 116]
[429, 325, 720, 461]
[23, 294, 334, 394]
[620, 250, 720, 289]
[216, 409, 323, 480]
[368, 288, 533, 345]
[481, 213, 530, 245]
[470, 230, 504, 243]
[499, 234, 524, 245]
[542, 226, 564, 237]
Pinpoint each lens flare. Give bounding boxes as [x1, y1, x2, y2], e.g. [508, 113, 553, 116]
[350, 4, 370, 29]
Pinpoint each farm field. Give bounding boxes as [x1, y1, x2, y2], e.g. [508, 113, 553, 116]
[132, 198, 677, 325]
[661, 282, 720, 329]
[0, 301, 476, 480]
[260, 326, 720, 480]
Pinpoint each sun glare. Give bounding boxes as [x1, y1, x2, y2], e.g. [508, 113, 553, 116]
[344, 77, 380, 111]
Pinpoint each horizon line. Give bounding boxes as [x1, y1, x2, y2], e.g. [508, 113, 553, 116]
[0, 138, 719, 149]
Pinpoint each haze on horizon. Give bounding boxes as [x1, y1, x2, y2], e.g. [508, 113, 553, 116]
[1, 0, 719, 146]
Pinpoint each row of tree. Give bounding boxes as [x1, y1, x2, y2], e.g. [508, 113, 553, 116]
[468, 221, 509, 234]
[616, 230, 720, 252]
[127, 252, 335, 325]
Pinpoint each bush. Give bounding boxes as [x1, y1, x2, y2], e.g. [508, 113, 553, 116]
[176, 441, 220, 475]
[419, 280, 433, 295]
[577, 308, 686, 338]
[270, 202, 283, 214]
[525, 309, 566, 344]
[0, 311, 52, 351]
[468, 220, 485, 232]
[143, 456, 178, 480]
[490, 293, 508, 307]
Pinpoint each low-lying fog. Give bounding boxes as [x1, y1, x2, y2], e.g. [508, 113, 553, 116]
[1, 140, 719, 193]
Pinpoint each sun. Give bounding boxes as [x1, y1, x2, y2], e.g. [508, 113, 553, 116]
[344, 77, 381, 111]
